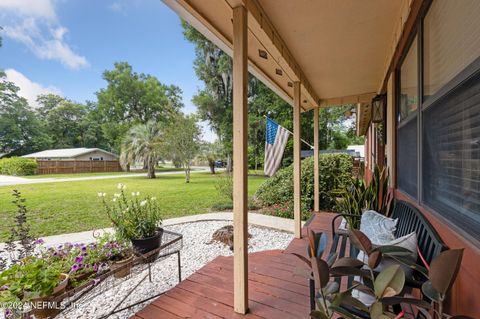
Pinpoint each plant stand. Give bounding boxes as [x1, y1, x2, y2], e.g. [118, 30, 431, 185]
[50, 230, 183, 318]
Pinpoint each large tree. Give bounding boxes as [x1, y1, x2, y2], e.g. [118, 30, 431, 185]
[96, 62, 182, 152]
[120, 121, 164, 179]
[45, 100, 89, 148]
[164, 114, 202, 183]
[0, 74, 51, 155]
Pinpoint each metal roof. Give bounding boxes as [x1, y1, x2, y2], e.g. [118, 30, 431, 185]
[22, 148, 118, 159]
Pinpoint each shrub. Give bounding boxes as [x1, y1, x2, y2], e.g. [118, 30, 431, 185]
[0, 157, 37, 176]
[215, 173, 233, 201]
[254, 154, 353, 215]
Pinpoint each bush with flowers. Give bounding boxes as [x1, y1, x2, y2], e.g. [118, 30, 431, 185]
[99, 183, 162, 241]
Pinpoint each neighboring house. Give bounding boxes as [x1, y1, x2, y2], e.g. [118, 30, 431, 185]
[22, 148, 118, 161]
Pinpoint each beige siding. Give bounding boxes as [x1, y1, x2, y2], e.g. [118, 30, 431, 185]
[74, 151, 117, 161]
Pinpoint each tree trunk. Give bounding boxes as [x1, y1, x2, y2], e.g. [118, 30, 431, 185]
[226, 154, 233, 173]
[147, 157, 156, 179]
[185, 165, 191, 183]
[126, 163, 130, 172]
[209, 160, 216, 174]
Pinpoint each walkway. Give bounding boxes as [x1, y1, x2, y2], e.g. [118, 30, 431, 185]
[132, 212, 334, 319]
[0, 167, 211, 186]
[27, 212, 305, 247]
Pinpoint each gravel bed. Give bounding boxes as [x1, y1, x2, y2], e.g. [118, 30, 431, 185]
[56, 220, 294, 319]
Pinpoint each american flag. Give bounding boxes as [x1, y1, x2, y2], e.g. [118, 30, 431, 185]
[264, 117, 290, 176]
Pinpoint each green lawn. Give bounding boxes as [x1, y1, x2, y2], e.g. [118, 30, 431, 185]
[24, 167, 185, 179]
[0, 172, 266, 240]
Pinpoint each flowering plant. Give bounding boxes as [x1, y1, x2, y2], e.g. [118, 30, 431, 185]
[0, 256, 64, 301]
[100, 183, 162, 240]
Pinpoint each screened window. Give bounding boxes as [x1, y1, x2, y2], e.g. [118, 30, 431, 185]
[397, 37, 418, 198]
[424, 0, 480, 99]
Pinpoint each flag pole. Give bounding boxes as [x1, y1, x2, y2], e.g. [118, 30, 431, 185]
[264, 115, 314, 149]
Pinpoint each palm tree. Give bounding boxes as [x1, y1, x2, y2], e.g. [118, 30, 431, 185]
[120, 121, 164, 179]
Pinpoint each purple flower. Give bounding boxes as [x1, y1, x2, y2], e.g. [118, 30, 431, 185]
[70, 264, 79, 272]
[81, 245, 87, 252]
[75, 255, 84, 263]
[34, 239, 45, 245]
[4, 309, 13, 318]
[93, 264, 98, 272]
[0, 285, 9, 291]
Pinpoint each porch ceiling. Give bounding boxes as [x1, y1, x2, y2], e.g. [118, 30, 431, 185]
[163, 0, 406, 109]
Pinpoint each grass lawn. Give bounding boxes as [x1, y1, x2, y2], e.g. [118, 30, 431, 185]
[0, 172, 266, 240]
[23, 167, 185, 179]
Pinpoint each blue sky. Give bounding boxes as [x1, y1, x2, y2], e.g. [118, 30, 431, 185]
[0, 0, 215, 141]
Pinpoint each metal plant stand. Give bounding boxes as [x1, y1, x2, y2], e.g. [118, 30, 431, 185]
[52, 230, 183, 319]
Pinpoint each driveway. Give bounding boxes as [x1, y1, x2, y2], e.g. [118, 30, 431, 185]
[0, 167, 212, 186]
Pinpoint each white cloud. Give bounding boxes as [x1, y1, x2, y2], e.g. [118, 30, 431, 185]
[0, 0, 89, 69]
[0, 0, 56, 21]
[4, 69, 62, 107]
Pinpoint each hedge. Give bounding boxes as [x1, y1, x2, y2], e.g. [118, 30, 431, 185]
[0, 157, 38, 176]
[254, 153, 353, 218]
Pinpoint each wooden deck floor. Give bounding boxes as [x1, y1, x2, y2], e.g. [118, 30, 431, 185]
[132, 213, 335, 319]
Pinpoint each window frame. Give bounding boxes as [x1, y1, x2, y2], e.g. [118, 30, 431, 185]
[395, 0, 480, 247]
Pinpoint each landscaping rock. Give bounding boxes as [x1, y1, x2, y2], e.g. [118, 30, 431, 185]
[56, 221, 293, 319]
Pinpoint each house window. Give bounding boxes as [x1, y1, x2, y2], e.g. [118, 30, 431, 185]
[397, 36, 418, 199]
[422, 71, 480, 242]
[421, 0, 480, 242]
[423, 0, 480, 99]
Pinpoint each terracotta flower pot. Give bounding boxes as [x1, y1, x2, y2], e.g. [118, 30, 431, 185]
[29, 273, 69, 319]
[110, 254, 134, 278]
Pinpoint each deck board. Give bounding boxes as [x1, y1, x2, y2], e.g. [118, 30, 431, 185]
[133, 212, 336, 319]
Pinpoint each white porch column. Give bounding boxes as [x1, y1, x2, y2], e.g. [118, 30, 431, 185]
[293, 81, 302, 238]
[232, 4, 249, 314]
[313, 108, 320, 212]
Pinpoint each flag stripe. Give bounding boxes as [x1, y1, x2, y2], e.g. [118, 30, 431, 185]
[264, 118, 290, 176]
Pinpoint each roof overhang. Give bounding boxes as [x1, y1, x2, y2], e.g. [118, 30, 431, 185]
[163, 0, 410, 111]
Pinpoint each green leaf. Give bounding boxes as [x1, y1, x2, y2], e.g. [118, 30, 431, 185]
[421, 281, 441, 302]
[341, 293, 369, 311]
[386, 254, 429, 278]
[429, 249, 464, 295]
[373, 264, 405, 298]
[370, 302, 384, 319]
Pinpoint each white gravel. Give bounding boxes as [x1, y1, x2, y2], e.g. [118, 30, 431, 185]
[56, 221, 294, 319]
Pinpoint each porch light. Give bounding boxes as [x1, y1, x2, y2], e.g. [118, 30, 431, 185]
[371, 94, 386, 123]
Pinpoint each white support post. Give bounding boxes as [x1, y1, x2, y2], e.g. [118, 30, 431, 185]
[232, 4, 249, 315]
[313, 108, 320, 212]
[293, 81, 302, 238]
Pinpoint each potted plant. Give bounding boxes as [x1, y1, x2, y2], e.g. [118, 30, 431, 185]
[0, 256, 69, 319]
[97, 233, 134, 278]
[100, 183, 163, 260]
